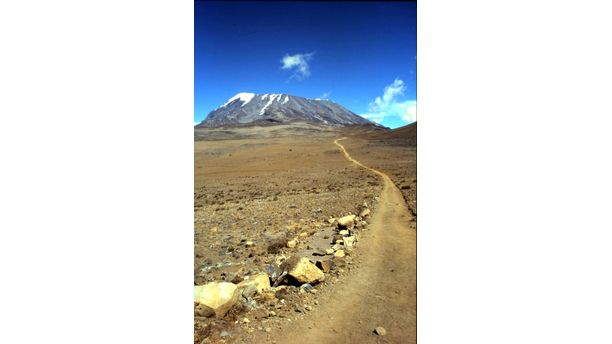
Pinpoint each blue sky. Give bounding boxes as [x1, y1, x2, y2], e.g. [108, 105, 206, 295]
[195, 1, 416, 129]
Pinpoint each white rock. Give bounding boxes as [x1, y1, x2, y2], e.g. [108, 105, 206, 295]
[194, 282, 239, 317]
[337, 215, 357, 229]
[343, 236, 356, 248]
[238, 272, 270, 294]
[284, 257, 325, 283]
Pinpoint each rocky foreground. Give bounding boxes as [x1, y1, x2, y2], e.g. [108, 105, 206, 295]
[195, 207, 376, 343]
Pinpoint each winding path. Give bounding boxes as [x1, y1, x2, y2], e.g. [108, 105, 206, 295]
[264, 138, 417, 343]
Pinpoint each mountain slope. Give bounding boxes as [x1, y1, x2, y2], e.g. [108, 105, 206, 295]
[196, 93, 373, 128]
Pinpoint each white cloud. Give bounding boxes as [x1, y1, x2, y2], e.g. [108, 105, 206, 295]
[359, 78, 416, 125]
[281, 52, 314, 80]
[360, 113, 386, 124]
[319, 91, 332, 100]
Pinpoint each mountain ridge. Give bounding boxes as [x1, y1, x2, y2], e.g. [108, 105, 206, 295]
[196, 93, 375, 128]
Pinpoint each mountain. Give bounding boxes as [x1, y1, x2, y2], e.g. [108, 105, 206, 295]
[196, 93, 374, 128]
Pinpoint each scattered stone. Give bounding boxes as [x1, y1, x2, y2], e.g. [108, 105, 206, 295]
[359, 208, 371, 218]
[237, 272, 271, 294]
[300, 283, 314, 292]
[287, 240, 297, 248]
[265, 327, 272, 333]
[325, 248, 335, 255]
[316, 259, 334, 273]
[299, 232, 308, 239]
[241, 284, 258, 299]
[334, 250, 345, 258]
[337, 215, 357, 229]
[194, 282, 240, 317]
[282, 256, 325, 284]
[243, 317, 250, 324]
[374, 326, 387, 336]
[220, 331, 229, 338]
[327, 218, 336, 224]
[343, 236, 356, 248]
[245, 240, 254, 247]
[339, 229, 350, 236]
[312, 249, 327, 256]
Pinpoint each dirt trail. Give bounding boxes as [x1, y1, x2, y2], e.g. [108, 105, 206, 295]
[264, 138, 416, 343]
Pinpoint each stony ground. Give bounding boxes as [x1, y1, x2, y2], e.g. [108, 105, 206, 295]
[195, 135, 384, 343]
[194, 126, 416, 343]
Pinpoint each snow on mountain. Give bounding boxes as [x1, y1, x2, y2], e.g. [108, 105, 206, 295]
[220, 92, 255, 108]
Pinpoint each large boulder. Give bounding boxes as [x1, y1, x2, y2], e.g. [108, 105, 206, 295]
[194, 282, 240, 317]
[337, 215, 357, 229]
[282, 257, 325, 284]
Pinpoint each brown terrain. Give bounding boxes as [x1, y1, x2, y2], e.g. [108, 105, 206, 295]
[194, 122, 416, 343]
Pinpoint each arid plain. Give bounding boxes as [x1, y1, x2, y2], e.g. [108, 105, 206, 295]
[194, 123, 416, 343]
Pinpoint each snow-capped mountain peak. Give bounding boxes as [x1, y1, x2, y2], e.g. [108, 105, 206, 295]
[199, 92, 372, 128]
[220, 92, 255, 108]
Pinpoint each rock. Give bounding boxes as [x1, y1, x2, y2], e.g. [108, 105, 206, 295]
[374, 326, 386, 336]
[343, 236, 356, 248]
[334, 250, 345, 258]
[243, 317, 250, 323]
[241, 284, 258, 299]
[312, 249, 327, 256]
[300, 283, 314, 292]
[220, 330, 229, 337]
[265, 327, 272, 332]
[359, 208, 371, 218]
[325, 248, 335, 255]
[327, 217, 336, 224]
[194, 302, 215, 318]
[299, 232, 308, 238]
[282, 256, 325, 284]
[287, 240, 297, 248]
[194, 282, 240, 317]
[245, 240, 255, 247]
[339, 229, 350, 236]
[238, 272, 271, 294]
[331, 234, 343, 244]
[316, 259, 334, 273]
[274, 255, 287, 265]
[337, 215, 357, 229]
